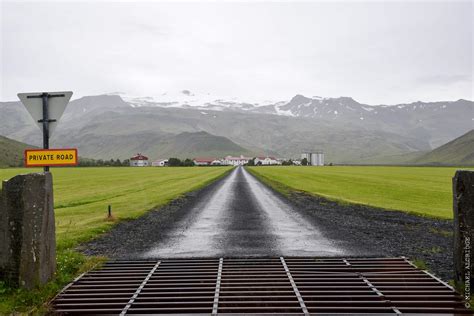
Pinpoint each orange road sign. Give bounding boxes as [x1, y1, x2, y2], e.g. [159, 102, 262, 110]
[24, 148, 78, 167]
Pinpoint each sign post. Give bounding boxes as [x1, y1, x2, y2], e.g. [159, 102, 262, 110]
[18, 91, 73, 171]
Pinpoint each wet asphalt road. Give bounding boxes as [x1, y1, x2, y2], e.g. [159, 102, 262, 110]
[142, 166, 347, 258]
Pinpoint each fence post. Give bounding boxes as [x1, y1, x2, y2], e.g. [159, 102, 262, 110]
[0, 172, 56, 289]
[453, 170, 473, 306]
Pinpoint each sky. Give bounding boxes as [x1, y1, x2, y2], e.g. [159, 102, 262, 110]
[1, 0, 473, 105]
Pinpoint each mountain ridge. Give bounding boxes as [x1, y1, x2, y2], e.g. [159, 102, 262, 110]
[0, 93, 472, 163]
[412, 129, 474, 165]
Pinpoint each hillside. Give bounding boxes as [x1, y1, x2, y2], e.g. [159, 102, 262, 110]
[412, 130, 474, 165]
[0, 135, 33, 167]
[55, 130, 255, 160]
[155, 131, 255, 159]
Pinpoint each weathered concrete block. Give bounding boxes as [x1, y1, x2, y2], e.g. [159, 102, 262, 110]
[453, 170, 473, 304]
[0, 172, 56, 289]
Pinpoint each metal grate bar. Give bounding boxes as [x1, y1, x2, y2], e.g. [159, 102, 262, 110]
[120, 260, 161, 316]
[280, 257, 309, 315]
[359, 272, 402, 315]
[212, 258, 224, 315]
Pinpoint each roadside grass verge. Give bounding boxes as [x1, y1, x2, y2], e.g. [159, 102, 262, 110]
[0, 251, 106, 314]
[0, 166, 231, 313]
[247, 165, 471, 219]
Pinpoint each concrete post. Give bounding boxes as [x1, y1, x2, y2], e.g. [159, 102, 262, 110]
[453, 170, 473, 306]
[0, 172, 56, 289]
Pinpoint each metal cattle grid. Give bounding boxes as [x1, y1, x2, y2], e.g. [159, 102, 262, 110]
[52, 257, 472, 315]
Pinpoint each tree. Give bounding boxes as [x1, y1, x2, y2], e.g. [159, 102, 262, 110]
[168, 158, 182, 166]
[183, 158, 194, 166]
[247, 158, 255, 166]
[282, 159, 293, 166]
[301, 158, 308, 166]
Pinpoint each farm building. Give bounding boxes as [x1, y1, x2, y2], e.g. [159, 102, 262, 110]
[152, 159, 169, 167]
[301, 151, 324, 166]
[223, 155, 251, 166]
[130, 153, 149, 167]
[193, 157, 215, 166]
[254, 156, 280, 165]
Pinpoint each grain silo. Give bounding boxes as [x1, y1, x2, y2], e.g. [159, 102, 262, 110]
[301, 152, 312, 162]
[302, 151, 325, 166]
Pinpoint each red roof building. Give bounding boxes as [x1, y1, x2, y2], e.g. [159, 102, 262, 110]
[130, 153, 149, 166]
[193, 157, 216, 166]
[131, 153, 149, 161]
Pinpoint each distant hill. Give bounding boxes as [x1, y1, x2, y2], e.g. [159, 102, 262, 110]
[412, 130, 474, 165]
[56, 130, 256, 160]
[0, 135, 34, 167]
[149, 131, 256, 159]
[355, 151, 427, 165]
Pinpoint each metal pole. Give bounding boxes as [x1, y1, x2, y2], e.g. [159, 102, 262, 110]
[41, 93, 50, 172]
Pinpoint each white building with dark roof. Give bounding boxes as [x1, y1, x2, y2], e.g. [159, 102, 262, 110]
[130, 153, 149, 167]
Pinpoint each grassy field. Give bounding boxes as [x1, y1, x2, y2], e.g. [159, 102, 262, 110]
[247, 166, 471, 219]
[0, 166, 231, 312]
[0, 167, 231, 250]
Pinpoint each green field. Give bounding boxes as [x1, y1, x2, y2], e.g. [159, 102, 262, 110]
[0, 166, 230, 312]
[0, 167, 231, 250]
[247, 166, 471, 219]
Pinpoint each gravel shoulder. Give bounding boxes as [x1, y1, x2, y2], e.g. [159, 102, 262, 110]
[256, 177, 454, 282]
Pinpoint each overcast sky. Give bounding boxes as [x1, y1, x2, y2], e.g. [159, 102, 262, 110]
[1, 0, 472, 104]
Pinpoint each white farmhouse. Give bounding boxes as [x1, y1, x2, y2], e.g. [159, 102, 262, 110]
[254, 156, 280, 165]
[130, 153, 149, 167]
[211, 160, 223, 166]
[151, 159, 168, 167]
[223, 155, 251, 166]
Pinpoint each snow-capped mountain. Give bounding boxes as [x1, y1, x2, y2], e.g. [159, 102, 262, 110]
[119, 91, 472, 124]
[119, 90, 283, 112]
[262, 94, 473, 122]
[117, 91, 473, 148]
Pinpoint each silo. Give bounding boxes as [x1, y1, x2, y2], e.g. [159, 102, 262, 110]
[301, 152, 312, 164]
[302, 151, 324, 166]
[310, 153, 318, 166]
